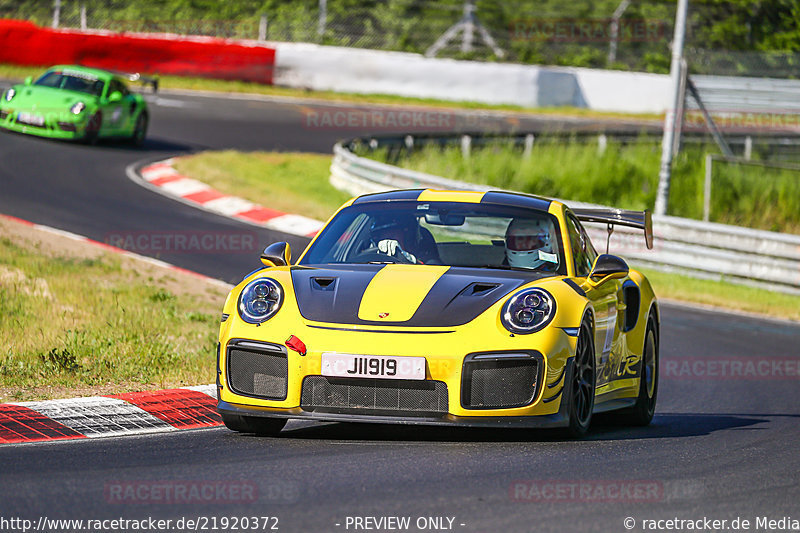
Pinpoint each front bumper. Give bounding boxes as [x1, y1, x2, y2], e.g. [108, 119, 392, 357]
[217, 322, 576, 427]
[218, 391, 572, 428]
[0, 108, 87, 140]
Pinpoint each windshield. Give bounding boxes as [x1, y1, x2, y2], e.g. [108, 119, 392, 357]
[299, 201, 566, 274]
[34, 70, 105, 97]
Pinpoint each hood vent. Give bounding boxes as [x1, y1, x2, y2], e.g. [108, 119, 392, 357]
[465, 282, 500, 296]
[311, 277, 337, 291]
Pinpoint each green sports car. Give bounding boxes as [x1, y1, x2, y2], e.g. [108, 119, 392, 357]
[0, 65, 154, 145]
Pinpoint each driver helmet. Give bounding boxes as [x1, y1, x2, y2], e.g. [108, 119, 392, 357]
[505, 218, 555, 269]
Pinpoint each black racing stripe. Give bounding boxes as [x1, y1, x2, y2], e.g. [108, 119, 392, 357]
[292, 265, 552, 327]
[404, 268, 547, 327]
[481, 191, 551, 211]
[351, 189, 423, 204]
[291, 265, 382, 324]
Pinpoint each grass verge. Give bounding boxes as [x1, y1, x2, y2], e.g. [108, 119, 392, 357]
[0, 217, 229, 402]
[173, 151, 352, 222]
[0, 63, 660, 122]
[174, 150, 800, 321]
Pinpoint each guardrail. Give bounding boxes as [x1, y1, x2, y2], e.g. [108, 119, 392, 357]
[330, 134, 800, 295]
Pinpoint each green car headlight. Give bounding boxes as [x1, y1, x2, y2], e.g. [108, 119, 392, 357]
[237, 278, 283, 324]
[70, 101, 86, 115]
[4, 88, 15, 102]
[501, 288, 556, 334]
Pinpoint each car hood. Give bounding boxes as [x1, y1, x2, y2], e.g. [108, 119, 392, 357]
[5, 85, 96, 110]
[291, 264, 553, 327]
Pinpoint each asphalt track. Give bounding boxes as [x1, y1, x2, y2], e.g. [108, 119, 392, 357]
[1, 88, 799, 532]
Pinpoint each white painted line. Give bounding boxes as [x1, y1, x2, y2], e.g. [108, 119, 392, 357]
[202, 196, 256, 217]
[182, 384, 218, 398]
[158, 177, 211, 197]
[141, 166, 178, 181]
[265, 214, 324, 236]
[32, 225, 89, 242]
[150, 97, 193, 108]
[16, 397, 175, 438]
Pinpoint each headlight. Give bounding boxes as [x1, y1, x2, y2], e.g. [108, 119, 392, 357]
[4, 88, 15, 102]
[237, 278, 283, 324]
[501, 288, 556, 334]
[70, 101, 86, 115]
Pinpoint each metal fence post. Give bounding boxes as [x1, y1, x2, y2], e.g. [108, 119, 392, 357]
[258, 15, 267, 41]
[52, 0, 61, 29]
[461, 135, 471, 160]
[703, 153, 713, 222]
[318, 0, 327, 40]
[655, 0, 689, 216]
[80, 4, 87, 30]
[523, 134, 535, 159]
[607, 0, 631, 65]
[597, 134, 607, 155]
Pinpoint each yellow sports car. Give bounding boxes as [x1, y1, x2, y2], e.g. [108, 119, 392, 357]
[216, 189, 658, 437]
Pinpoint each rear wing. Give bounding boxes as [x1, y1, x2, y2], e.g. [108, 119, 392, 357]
[572, 208, 654, 250]
[111, 71, 159, 93]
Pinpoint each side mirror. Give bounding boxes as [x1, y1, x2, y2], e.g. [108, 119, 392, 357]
[588, 254, 629, 285]
[108, 91, 123, 102]
[261, 242, 291, 268]
[24, 76, 32, 85]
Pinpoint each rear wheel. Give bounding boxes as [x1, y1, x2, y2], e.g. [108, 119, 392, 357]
[613, 315, 658, 426]
[565, 319, 595, 438]
[221, 413, 286, 436]
[130, 112, 148, 147]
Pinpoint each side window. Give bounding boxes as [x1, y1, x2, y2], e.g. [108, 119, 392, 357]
[580, 224, 598, 270]
[566, 215, 593, 276]
[109, 80, 129, 97]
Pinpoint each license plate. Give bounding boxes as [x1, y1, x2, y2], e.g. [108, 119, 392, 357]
[321, 353, 426, 380]
[17, 112, 45, 126]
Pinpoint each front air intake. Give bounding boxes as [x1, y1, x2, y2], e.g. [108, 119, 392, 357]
[461, 352, 544, 409]
[226, 340, 288, 400]
[301, 376, 448, 417]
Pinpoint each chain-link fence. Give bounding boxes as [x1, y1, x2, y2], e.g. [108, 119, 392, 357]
[2, 0, 800, 78]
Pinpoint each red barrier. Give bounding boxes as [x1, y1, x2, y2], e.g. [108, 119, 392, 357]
[0, 19, 275, 83]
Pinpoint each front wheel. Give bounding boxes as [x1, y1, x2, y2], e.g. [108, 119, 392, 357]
[130, 112, 148, 147]
[221, 413, 286, 436]
[565, 319, 596, 438]
[82, 111, 102, 145]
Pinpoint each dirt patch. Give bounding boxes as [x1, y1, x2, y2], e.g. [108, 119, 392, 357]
[0, 216, 231, 302]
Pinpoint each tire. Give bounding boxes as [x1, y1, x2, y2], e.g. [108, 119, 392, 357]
[130, 112, 148, 147]
[565, 318, 596, 438]
[613, 315, 659, 426]
[82, 111, 102, 145]
[221, 413, 286, 436]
